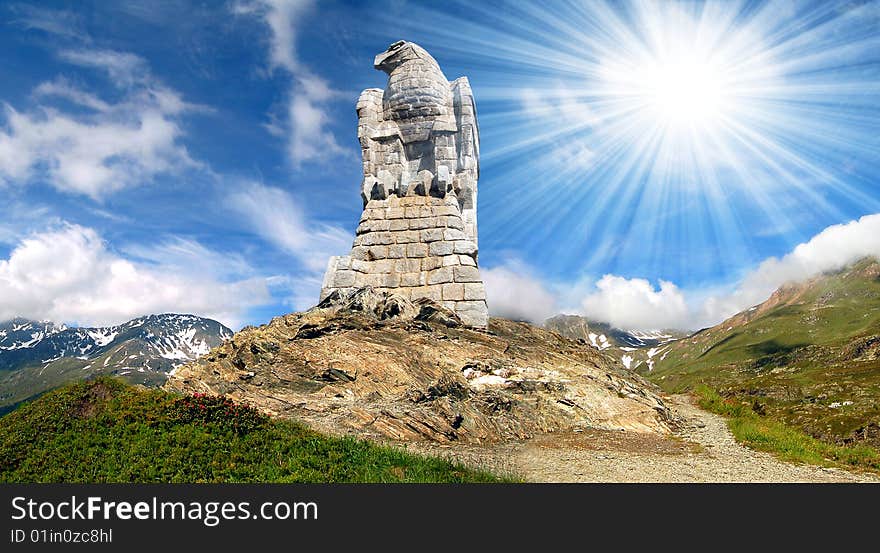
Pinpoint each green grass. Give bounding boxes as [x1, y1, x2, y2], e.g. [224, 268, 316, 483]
[694, 384, 880, 473]
[0, 378, 509, 483]
[646, 261, 880, 462]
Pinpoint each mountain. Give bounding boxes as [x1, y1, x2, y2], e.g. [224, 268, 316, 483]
[649, 257, 880, 449]
[544, 314, 685, 371]
[0, 314, 232, 412]
[167, 288, 677, 444]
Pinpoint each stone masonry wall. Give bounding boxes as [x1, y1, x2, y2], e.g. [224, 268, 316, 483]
[320, 194, 488, 327]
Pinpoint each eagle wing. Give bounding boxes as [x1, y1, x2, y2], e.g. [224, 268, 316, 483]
[451, 77, 480, 246]
[356, 88, 388, 204]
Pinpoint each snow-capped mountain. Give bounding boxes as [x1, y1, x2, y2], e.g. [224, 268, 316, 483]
[0, 314, 232, 411]
[543, 314, 685, 372]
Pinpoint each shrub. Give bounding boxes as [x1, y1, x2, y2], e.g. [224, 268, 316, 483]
[169, 393, 269, 435]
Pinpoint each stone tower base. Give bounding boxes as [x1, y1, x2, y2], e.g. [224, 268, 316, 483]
[320, 194, 488, 327]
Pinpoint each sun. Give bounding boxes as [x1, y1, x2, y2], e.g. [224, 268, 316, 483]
[593, 7, 765, 145]
[636, 52, 728, 129]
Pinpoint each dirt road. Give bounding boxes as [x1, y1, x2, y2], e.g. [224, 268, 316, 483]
[412, 395, 879, 483]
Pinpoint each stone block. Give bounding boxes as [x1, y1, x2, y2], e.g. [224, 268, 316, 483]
[351, 259, 370, 272]
[400, 272, 422, 287]
[405, 207, 420, 218]
[445, 216, 465, 230]
[409, 217, 434, 230]
[453, 240, 477, 255]
[387, 244, 406, 259]
[453, 265, 481, 282]
[380, 273, 400, 287]
[395, 230, 419, 243]
[387, 207, 405, 219]
[389, 219, 409, 231]
[361, 273, 384, 288]
[332, 270, 356, 287]
[442, 255, 461, 267]
[415, 285, 442, 302]
[464, 283, 486, 300]
[459, 255, 476, 266]
[427, 267, 454, 285]
[421, 257, 442, 271]
[420, 228, 444, 242]
[443, 228, 467, 241]
[367, 246, 388, 260]
[406, 243, 428, 257]
[372, 259, 394, 274]
[373, 232, 395, 245]
[359, 220, 388, 233]
[396, 258, 422, 272]
[442, 283, 465, 301]
[350, 246, 371, 261]
[429, 241, 454, 256]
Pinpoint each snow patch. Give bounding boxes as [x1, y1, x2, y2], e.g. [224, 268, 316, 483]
[87, 329, 118, 347]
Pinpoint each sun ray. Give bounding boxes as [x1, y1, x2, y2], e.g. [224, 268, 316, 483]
[372, 0, 880, 289]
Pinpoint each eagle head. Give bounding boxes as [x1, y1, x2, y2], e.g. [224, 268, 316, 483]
[374, 40, 422, 74]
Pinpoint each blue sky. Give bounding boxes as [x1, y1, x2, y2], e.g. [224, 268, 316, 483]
[1, 0, 879, 330]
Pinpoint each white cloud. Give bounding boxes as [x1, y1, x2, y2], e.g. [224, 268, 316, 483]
[697, 213, 880, 325]
[57, 49, 148, 87]
[580, 275, 690, 330]
[234, 0, 313, 73]
[0, 101, 192, 199]
[234, 0, 350, 167]
[0, 224, 271, 329]
[506, 213, 880, 332]
[287, 74, 348, 167]
[0, 50, 197, 199]
[226, 181, 352, 308]
[34, 78, 112, 112]
[8, 4, 89, 42]
[226, 181, 351, 270]
[482, 260, 559, 323]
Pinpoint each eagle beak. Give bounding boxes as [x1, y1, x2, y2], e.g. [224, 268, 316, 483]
[374, 40, 406, 71]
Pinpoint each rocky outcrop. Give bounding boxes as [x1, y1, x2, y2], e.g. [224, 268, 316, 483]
[166, 288, 678, 445]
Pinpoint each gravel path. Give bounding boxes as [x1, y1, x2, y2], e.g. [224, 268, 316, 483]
[412, 395, 879, 483]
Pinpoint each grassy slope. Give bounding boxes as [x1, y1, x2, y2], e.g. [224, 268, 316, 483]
[0, 378, 506, 483]
[648, 259, 880, 464]
[695, 385, 880, 472]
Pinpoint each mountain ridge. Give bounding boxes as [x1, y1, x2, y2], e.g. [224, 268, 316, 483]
[648, 256, 880, 449]
[0, 313, 232, 412]
[543, 314, 685, 371]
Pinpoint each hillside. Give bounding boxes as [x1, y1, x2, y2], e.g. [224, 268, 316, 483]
[0, 378, 502, 483]
[544, 314, 684, 371]
[167, 288, 678, 444]
[649, 257, 880, 449]
[0, 314, 231, 413]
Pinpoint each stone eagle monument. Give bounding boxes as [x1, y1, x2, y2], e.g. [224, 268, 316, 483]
[320, 40, 488, 327]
